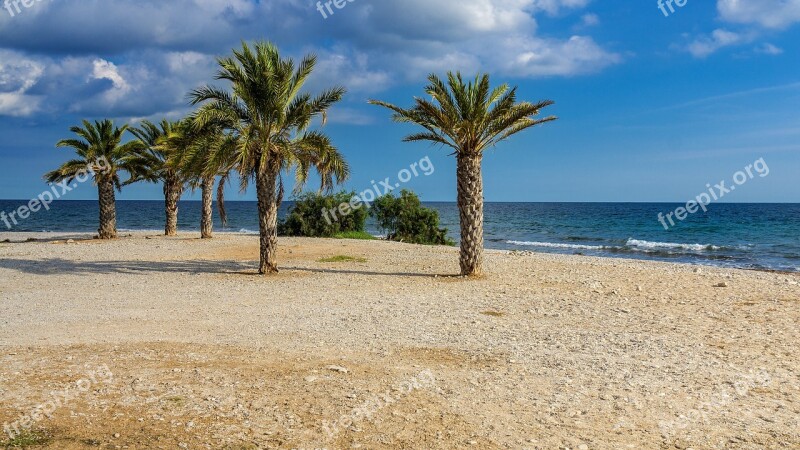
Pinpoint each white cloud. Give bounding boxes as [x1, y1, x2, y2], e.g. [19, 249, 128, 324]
[0, 0, 620, 118]
[0, 52, 45, 116]
[92, 59, 131, 103]
[508, 35, 620, 76]
[313, 50, 392, 94]
[717, 0, 800, 29]
[581, 13, 600, 26]
[531, 0, 591, 15]
[686, 29, 747, 58]
[755, 43, 784, 55]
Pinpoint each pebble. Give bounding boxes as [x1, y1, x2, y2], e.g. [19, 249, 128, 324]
[327, 365, 349, 374]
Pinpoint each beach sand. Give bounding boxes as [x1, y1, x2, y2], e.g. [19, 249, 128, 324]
[0, 232, 797, 449]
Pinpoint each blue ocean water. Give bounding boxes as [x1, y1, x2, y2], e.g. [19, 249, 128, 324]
[1, 200, 799, 272]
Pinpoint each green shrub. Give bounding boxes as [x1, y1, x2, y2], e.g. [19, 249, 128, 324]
[279, 191, 368, 238]
[370, 190, 454, 246]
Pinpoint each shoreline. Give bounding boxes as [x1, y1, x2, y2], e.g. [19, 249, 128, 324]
[2, 230, 798, 276]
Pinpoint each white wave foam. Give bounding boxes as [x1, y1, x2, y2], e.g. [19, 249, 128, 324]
[626, 239, 720, 252]
[237, 228, 259, 234]
[506, 240, 604, 250]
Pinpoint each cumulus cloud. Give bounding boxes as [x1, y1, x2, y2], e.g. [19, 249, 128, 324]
[681, 1, 799, 58]
[0, 0, 619, 118]
[531, 0, 591, 15]
[717, 0, 800, 29]
[0, 52, 45, 116]
[506, 35, 620, 76]
[686, 29, 747, 58]
[755, 43, 784, 55]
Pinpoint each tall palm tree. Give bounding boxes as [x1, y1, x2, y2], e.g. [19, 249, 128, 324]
[45, 119, 143, 239]
[370, 72, 556, 276]
[128, 120, 189, 236]
[191, 41, 349, 274]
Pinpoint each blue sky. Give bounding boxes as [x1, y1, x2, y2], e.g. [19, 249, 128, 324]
[0, 0, 798, 202]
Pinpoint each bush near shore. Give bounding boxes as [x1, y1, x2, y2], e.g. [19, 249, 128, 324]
[279, 190, 453, 246]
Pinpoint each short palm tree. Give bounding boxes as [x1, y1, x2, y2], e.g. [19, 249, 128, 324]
[45, 119, 143, 239]
[370, 72, 556, 276]
[191, 41, 349, 274]
[169, 122, 237, 239]
[128, 119, 189, 236]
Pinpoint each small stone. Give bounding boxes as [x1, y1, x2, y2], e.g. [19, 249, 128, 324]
[715, 282, 729, 288]
[66, 239, 76, 244]
[327, 365, 349, 374]
[113, 433, 120, 438]
[578, 445, 589, 450]
[304, 376, 318, 382]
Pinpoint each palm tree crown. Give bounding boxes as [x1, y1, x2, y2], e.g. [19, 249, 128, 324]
[127, 119, 184, 183]
[45, 119, 141, 187]
[190, 41, 349, 195]
[369, 72, 556, 156]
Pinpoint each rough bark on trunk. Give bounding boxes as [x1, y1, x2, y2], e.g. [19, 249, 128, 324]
[164, 175, 182, 236]
[200, 176, 214, 239]
[456, 153, 484, 276]
[97, 179, 117, 239]
[255, 166, 279, 274]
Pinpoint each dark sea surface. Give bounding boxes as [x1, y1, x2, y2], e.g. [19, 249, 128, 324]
[1, 200, 799, 272]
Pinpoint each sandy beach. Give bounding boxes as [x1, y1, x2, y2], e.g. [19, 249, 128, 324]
[0, 232, 798, 449]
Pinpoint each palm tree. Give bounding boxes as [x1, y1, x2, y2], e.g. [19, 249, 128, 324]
[370, 72, 556, 276]
[169, 122, 237, 239]
[45, 119, 143, 239]
[128, 120, 188, 236]
[191, 41, 349, 274]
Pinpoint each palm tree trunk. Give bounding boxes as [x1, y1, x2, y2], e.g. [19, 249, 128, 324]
[201, 176, 214, 239]
[97, 179, 117, 239]
[255, 167, 279, 274]
[164, 176, 182, 236]
[456, 153, 484, 276]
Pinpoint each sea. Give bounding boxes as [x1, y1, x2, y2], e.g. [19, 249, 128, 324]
[1, 200, 799, 273]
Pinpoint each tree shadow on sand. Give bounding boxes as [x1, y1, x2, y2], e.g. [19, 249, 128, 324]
[0, 258, 255, 276]
[0, 258, 452, 278]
